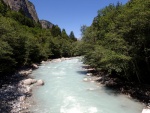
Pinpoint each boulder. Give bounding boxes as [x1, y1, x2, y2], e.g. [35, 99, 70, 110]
[19, 96, 26, 101]
[95, 77, 103, 82]
[23, 79, 33, 85]
[23, 78, 37, 85]
[26, 86, 32, 93]
[31, 79, 37, 84]
[32, 64, 39, 69]
[41, 61, 45, 63]
[36, 80, 44, 86]
[105, 79, 117, 87]
[19, 69, 32, 76]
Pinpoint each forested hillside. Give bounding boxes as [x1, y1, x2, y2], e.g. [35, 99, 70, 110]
[80, 0, 150, 84]
[0, 0, 79, 76]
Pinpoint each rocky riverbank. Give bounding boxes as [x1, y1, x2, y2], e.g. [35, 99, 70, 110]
[82, 64, 150, 110]
[0, 63, 45, 113]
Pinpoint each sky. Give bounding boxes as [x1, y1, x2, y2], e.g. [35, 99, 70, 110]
[30, 0, 128, 39]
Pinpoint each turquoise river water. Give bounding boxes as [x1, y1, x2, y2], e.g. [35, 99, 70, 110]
[30, 57, 144, 113]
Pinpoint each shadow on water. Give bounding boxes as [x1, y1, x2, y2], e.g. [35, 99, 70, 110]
[76, 70, 87, 75]
[0, 74, 31, 113]
[102, 86, 120, 96]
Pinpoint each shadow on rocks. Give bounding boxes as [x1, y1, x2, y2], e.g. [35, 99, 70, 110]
[0, 73, 31, 113]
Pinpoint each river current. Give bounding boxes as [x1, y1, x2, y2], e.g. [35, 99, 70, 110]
[30, 57, 144, 113]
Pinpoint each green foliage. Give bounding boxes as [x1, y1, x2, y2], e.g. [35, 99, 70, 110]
[69, 31, 77, 41]
[50, 25, 61, 37]
[0, 3, 80, 75]
[81, 0, 150, 83]
[0, 40, 16, 74]
[6, 11, 35, 27]
[61, 29, 69, 39]
[0, 0, 9, 15]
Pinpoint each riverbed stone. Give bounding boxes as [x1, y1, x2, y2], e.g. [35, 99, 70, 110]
[32, 64, 39, 69]
[19, 96, 26, 101]
[19, 69, 32, 76]
[31, 79, 37, 84]
[26, 86, 32, 93]
[36, 80, 44, 86]
[94, 77, 103, 82]
[23, 78, 37, 85]
[23, 79, 33, 85]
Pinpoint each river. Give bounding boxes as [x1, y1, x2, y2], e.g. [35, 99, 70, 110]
[30, 57, 144, 113]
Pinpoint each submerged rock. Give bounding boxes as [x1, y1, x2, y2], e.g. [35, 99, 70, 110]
[83, 78, 89, 82]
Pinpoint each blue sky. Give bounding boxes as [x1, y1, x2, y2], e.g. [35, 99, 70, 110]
[30, 0, 128, 38]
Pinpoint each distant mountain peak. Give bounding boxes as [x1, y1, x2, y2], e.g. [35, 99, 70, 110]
[40, 20, 54, 29]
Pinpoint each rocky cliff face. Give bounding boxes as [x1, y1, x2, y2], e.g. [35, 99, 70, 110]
[40, 20, 53, 29]
[3, 0, 39, 22]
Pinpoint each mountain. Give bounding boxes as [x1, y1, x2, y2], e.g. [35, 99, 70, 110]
[3, 0, 39, 22]
[40, 20, 53, 29]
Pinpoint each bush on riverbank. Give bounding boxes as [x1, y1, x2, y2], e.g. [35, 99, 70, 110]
[80, 0, 150, 84]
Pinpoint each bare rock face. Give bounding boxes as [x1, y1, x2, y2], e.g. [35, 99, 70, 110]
[27, 1, 39, 22]
[40, 20, 53, 29]
[3, 0, 39, 22]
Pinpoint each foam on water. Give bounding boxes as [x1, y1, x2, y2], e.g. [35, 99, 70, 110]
[30, 57, 144, 113]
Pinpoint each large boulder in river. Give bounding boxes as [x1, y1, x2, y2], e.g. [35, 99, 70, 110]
[23, 79, 32, 85]
[23, 78, 37, 85]
[36, 80, 44, 86]
[31, 79, 37, 84]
